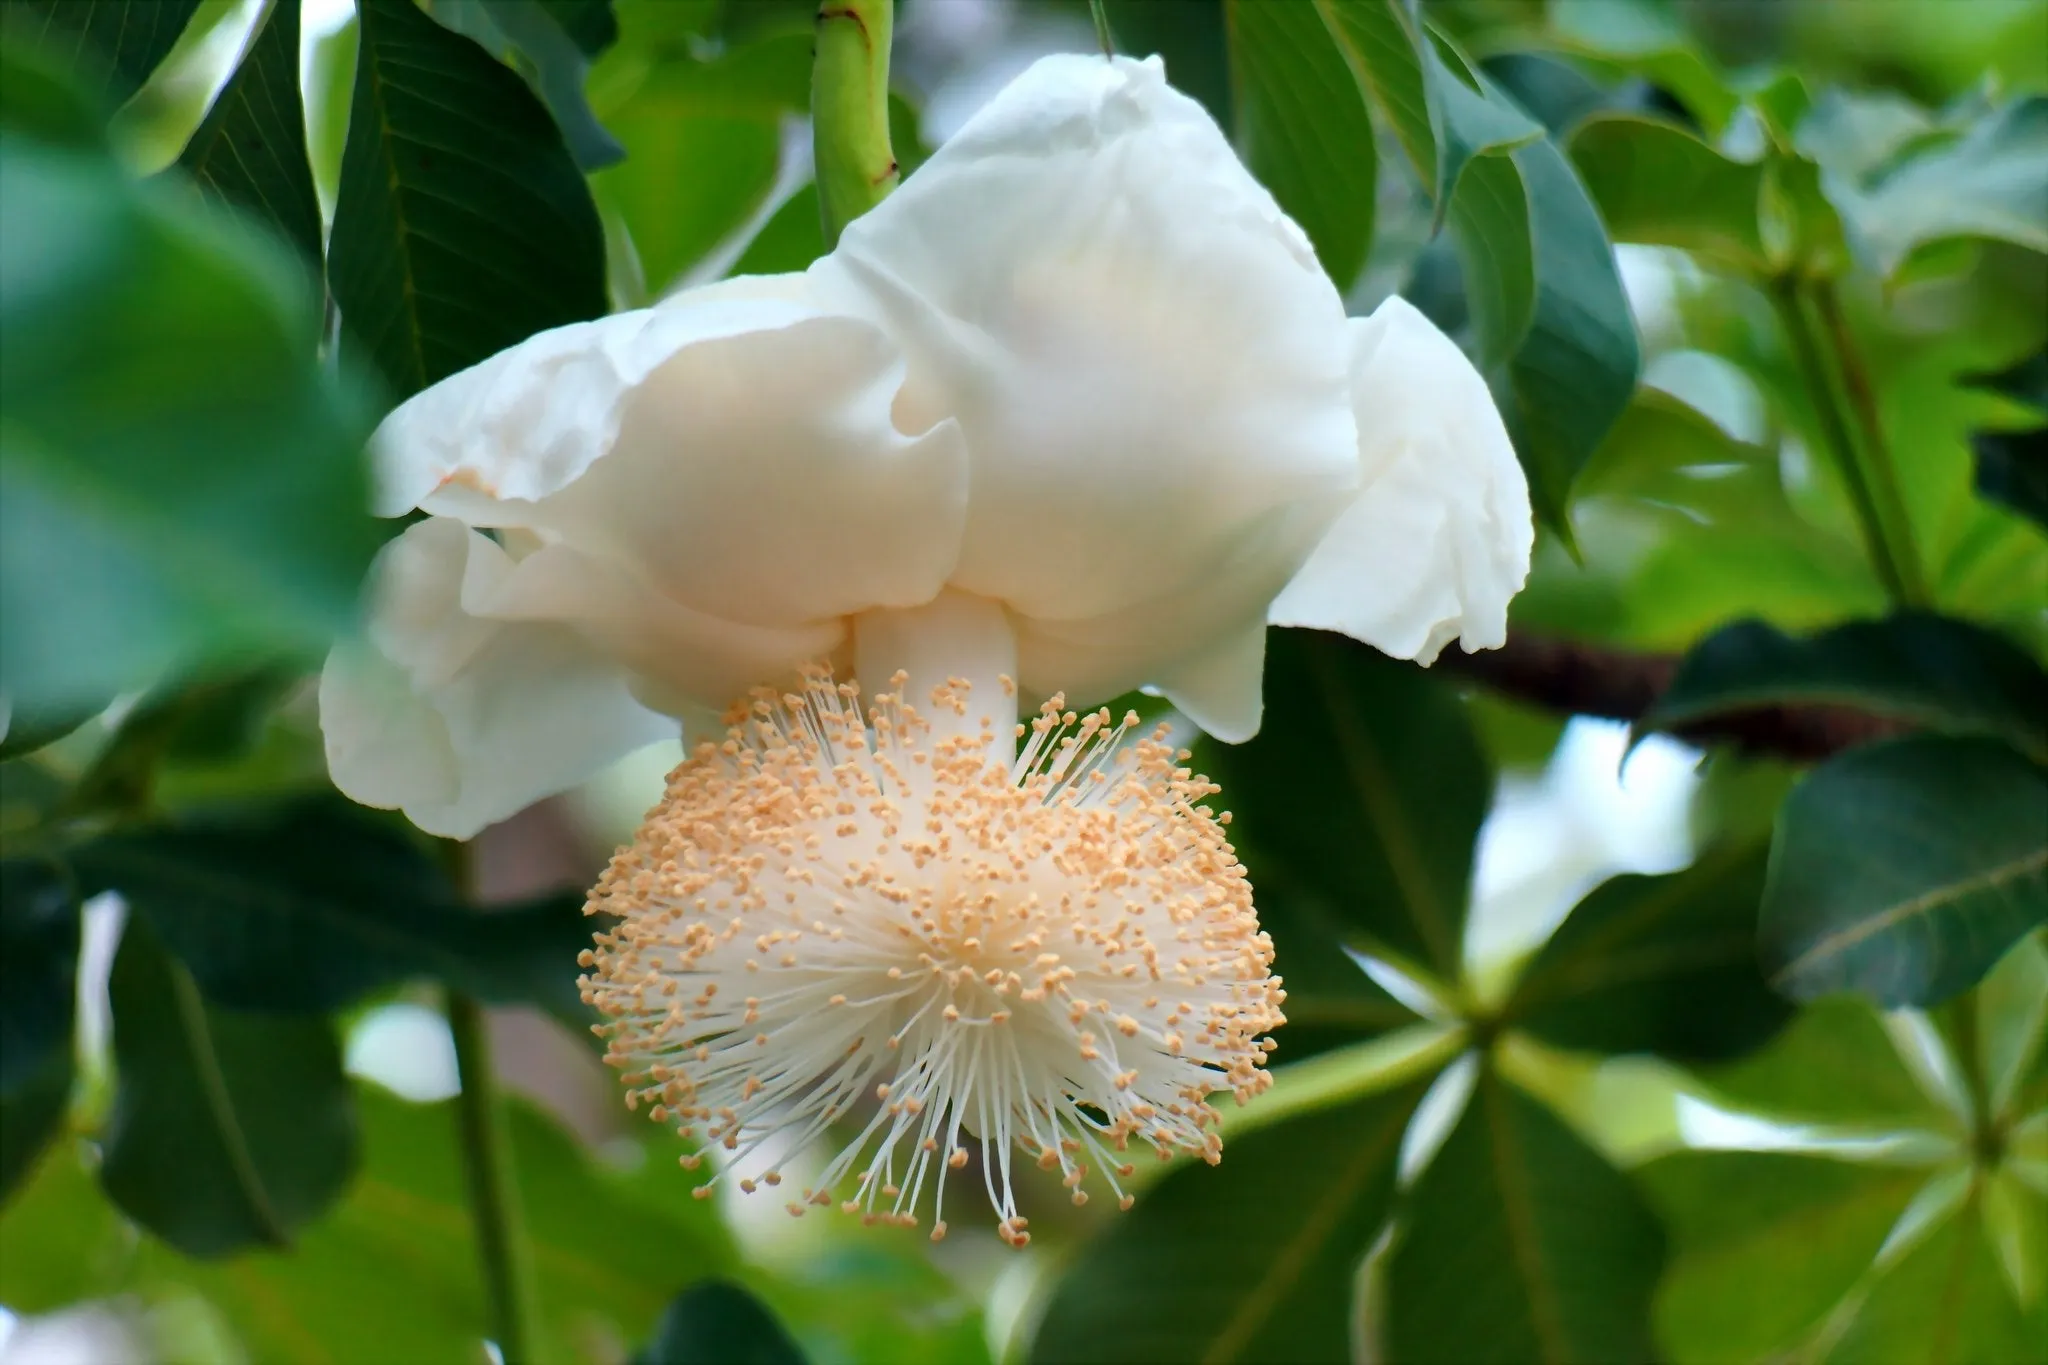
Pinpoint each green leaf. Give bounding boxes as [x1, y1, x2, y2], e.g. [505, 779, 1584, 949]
[1645, 613, 2048, 766]
[428, 0, 626, 171]
[0, 693, 106, 760]
[0, 1044, 70, 1206]
[176, 0, 322, 267]
[1969, 350, 2048, 534]
[1247, 862, 1424, 1064]
[1701, 995, 1951, 1129]
[538, 0, 616, 56]
[1382, 1065, 1665, 1365]
[593, 33, 809, 295]
[1428, 37, 1542, 222]
[1568, 113, 1767, 270]
[1637, 1150, 1927, 1365]
[0, 855, 77, 1094]
[1506, 843, 1793, 1063]
[639, 1279, 809, 1365]
[72, 794, 596, 1018]
[1545, 0, 1737, 135]
[0, 120, 382, 713]
[1761, 735, 2048, 1007]
[1825, 1192, 2039, 1364]
[1846, 96, 2048, 281]
[1203, 629, 1490, 983]
[330, 0, 607, 401]
[1434, 49, 1641, 534]
[99, 916, 357, 1257]
[1977, 929, 2048, 1123]
[1226, 0, 1378, 290]
[0, 0, 203, 107]
[1030, 1077, 1428, 1364]
[1317, 0, 1438, 200]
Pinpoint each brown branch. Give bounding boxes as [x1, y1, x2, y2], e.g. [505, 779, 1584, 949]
[1431, 633, 1908, 761]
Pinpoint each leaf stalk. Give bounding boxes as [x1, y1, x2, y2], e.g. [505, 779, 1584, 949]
[813, 0, 898, 247]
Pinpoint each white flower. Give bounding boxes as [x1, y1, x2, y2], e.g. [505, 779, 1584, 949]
[321, 53, 1531, 1237]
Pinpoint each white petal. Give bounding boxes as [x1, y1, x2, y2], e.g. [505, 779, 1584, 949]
[320, 520, 675, 839]
[374, 274, 818, 517]
[1155, 617, 1269, 744]
[1268, 298, 1534, 664]
[819, 54, 1357, 636]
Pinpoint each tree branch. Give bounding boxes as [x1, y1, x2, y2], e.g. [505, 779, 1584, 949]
[1430, 633, 1908, 761]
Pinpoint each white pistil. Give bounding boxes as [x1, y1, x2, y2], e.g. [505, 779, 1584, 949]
[581, 628, 1284, 1245]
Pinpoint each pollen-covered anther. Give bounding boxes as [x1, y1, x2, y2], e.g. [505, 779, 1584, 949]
[581, 666, 1284, 1242]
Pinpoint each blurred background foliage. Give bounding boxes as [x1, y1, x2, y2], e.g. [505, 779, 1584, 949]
[0, 0, 2043, 1361]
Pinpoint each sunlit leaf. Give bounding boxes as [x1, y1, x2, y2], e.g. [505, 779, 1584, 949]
[1569, 113, 1767, 271]
[1382, 1065, 1664, 1364]
[1031, 1077, 1429, 1364]
[1701, 995, 1951, 1129]
[1761, 735, 2048, 1007]
[1639, 1150, 1927, 1365]
[1226, 0, 1378, 290]
[100, 917, 358, 1257]
[330, 0, 607, 400]
[1844, 96, 2048, 281]
[1507, 843, 1792, 1063]
[1825, 1192, 2040, 1364]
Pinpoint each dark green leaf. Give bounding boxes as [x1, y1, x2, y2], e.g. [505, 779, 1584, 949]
[593, 33, 809, 295]
[1568, 113, 1767, 270]
[0, 0, 203, 107]
[429, 0, 626, 171]
[1507, 843, 1792, 1062]
[1248, 861, 1423, 1064]
[1203, 629, 1490, 982]
[1428, 37, 1542, 223]
[72, 794, 595, 1017]
[1646, 613, 2048, 765]
[1383, 1066, 1664, 1365]
[1317, 0, 1438, 200]
[1435, 51, 1641, 534]
[538, 0, 616, 56]
[1761, 735, 2048, 1007]
[1638, 1150, 1926, 1365]
[0, 856, 77, 1094]
[100, 916, 357, 1257]
[1970, 350, 2048, 533]
[1845, 96, 2048, 281]
[1700, 995, 1949, 1128]
[0, 1044, 70, 1206]
[1031, 1078, 1428, 1365]
[0, 694, 104, 760]
[639, 1279, 808, 1365]
[64, 665, 298, 817]
[176, 0, 322, 267]
[0, 121, 382, 713]
[1825, 1192, 2039, 1364]
[1226, 0, 1378, 290]
[330, 0, 607, 400]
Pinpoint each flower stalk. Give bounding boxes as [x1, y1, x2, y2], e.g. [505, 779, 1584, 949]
[449, 992, 542, 1361]
[813, 0, 898, 246]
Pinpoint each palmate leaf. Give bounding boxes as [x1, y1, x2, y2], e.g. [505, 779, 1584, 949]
[99, 917, 357, 1257]
[1700, 995, 1953, 1130]
[1030, 1078, 1429, 1364]
[1761, 735, 2048, 1007]
[330, 0, 607, 401]
[1382, 1064, 1665, 1365]
[177, 0, 322, 268]
[1226, 0, 1379, 291]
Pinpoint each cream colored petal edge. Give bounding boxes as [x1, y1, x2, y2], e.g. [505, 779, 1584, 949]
[372, 274, 821, 518]
[320, 519, 675, 839]
[1267, 298, 1534, 664]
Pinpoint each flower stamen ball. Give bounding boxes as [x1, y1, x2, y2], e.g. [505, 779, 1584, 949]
[581, 667, 1284, 1242]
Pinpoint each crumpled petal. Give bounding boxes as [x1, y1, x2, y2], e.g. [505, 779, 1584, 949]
[320, 518, 676, 839]
[1267, 297, 1533, 664]
[817, 54, 1358, 640]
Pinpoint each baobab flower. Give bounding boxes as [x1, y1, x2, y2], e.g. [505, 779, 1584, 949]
[321, 54, 1530, 1238]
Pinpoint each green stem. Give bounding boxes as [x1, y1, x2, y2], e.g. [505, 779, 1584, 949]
[449, 992, 543, 1363]
[1767, 276, 1929, 607]
[1938, 992, 1993, 1157]
[1810, 280, 1930, 607]
[812, 0, 897, 247]
[1090, 0, 1115, 56]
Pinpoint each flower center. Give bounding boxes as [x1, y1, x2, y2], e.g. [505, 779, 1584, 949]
[580, 596, 1284, 1244]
